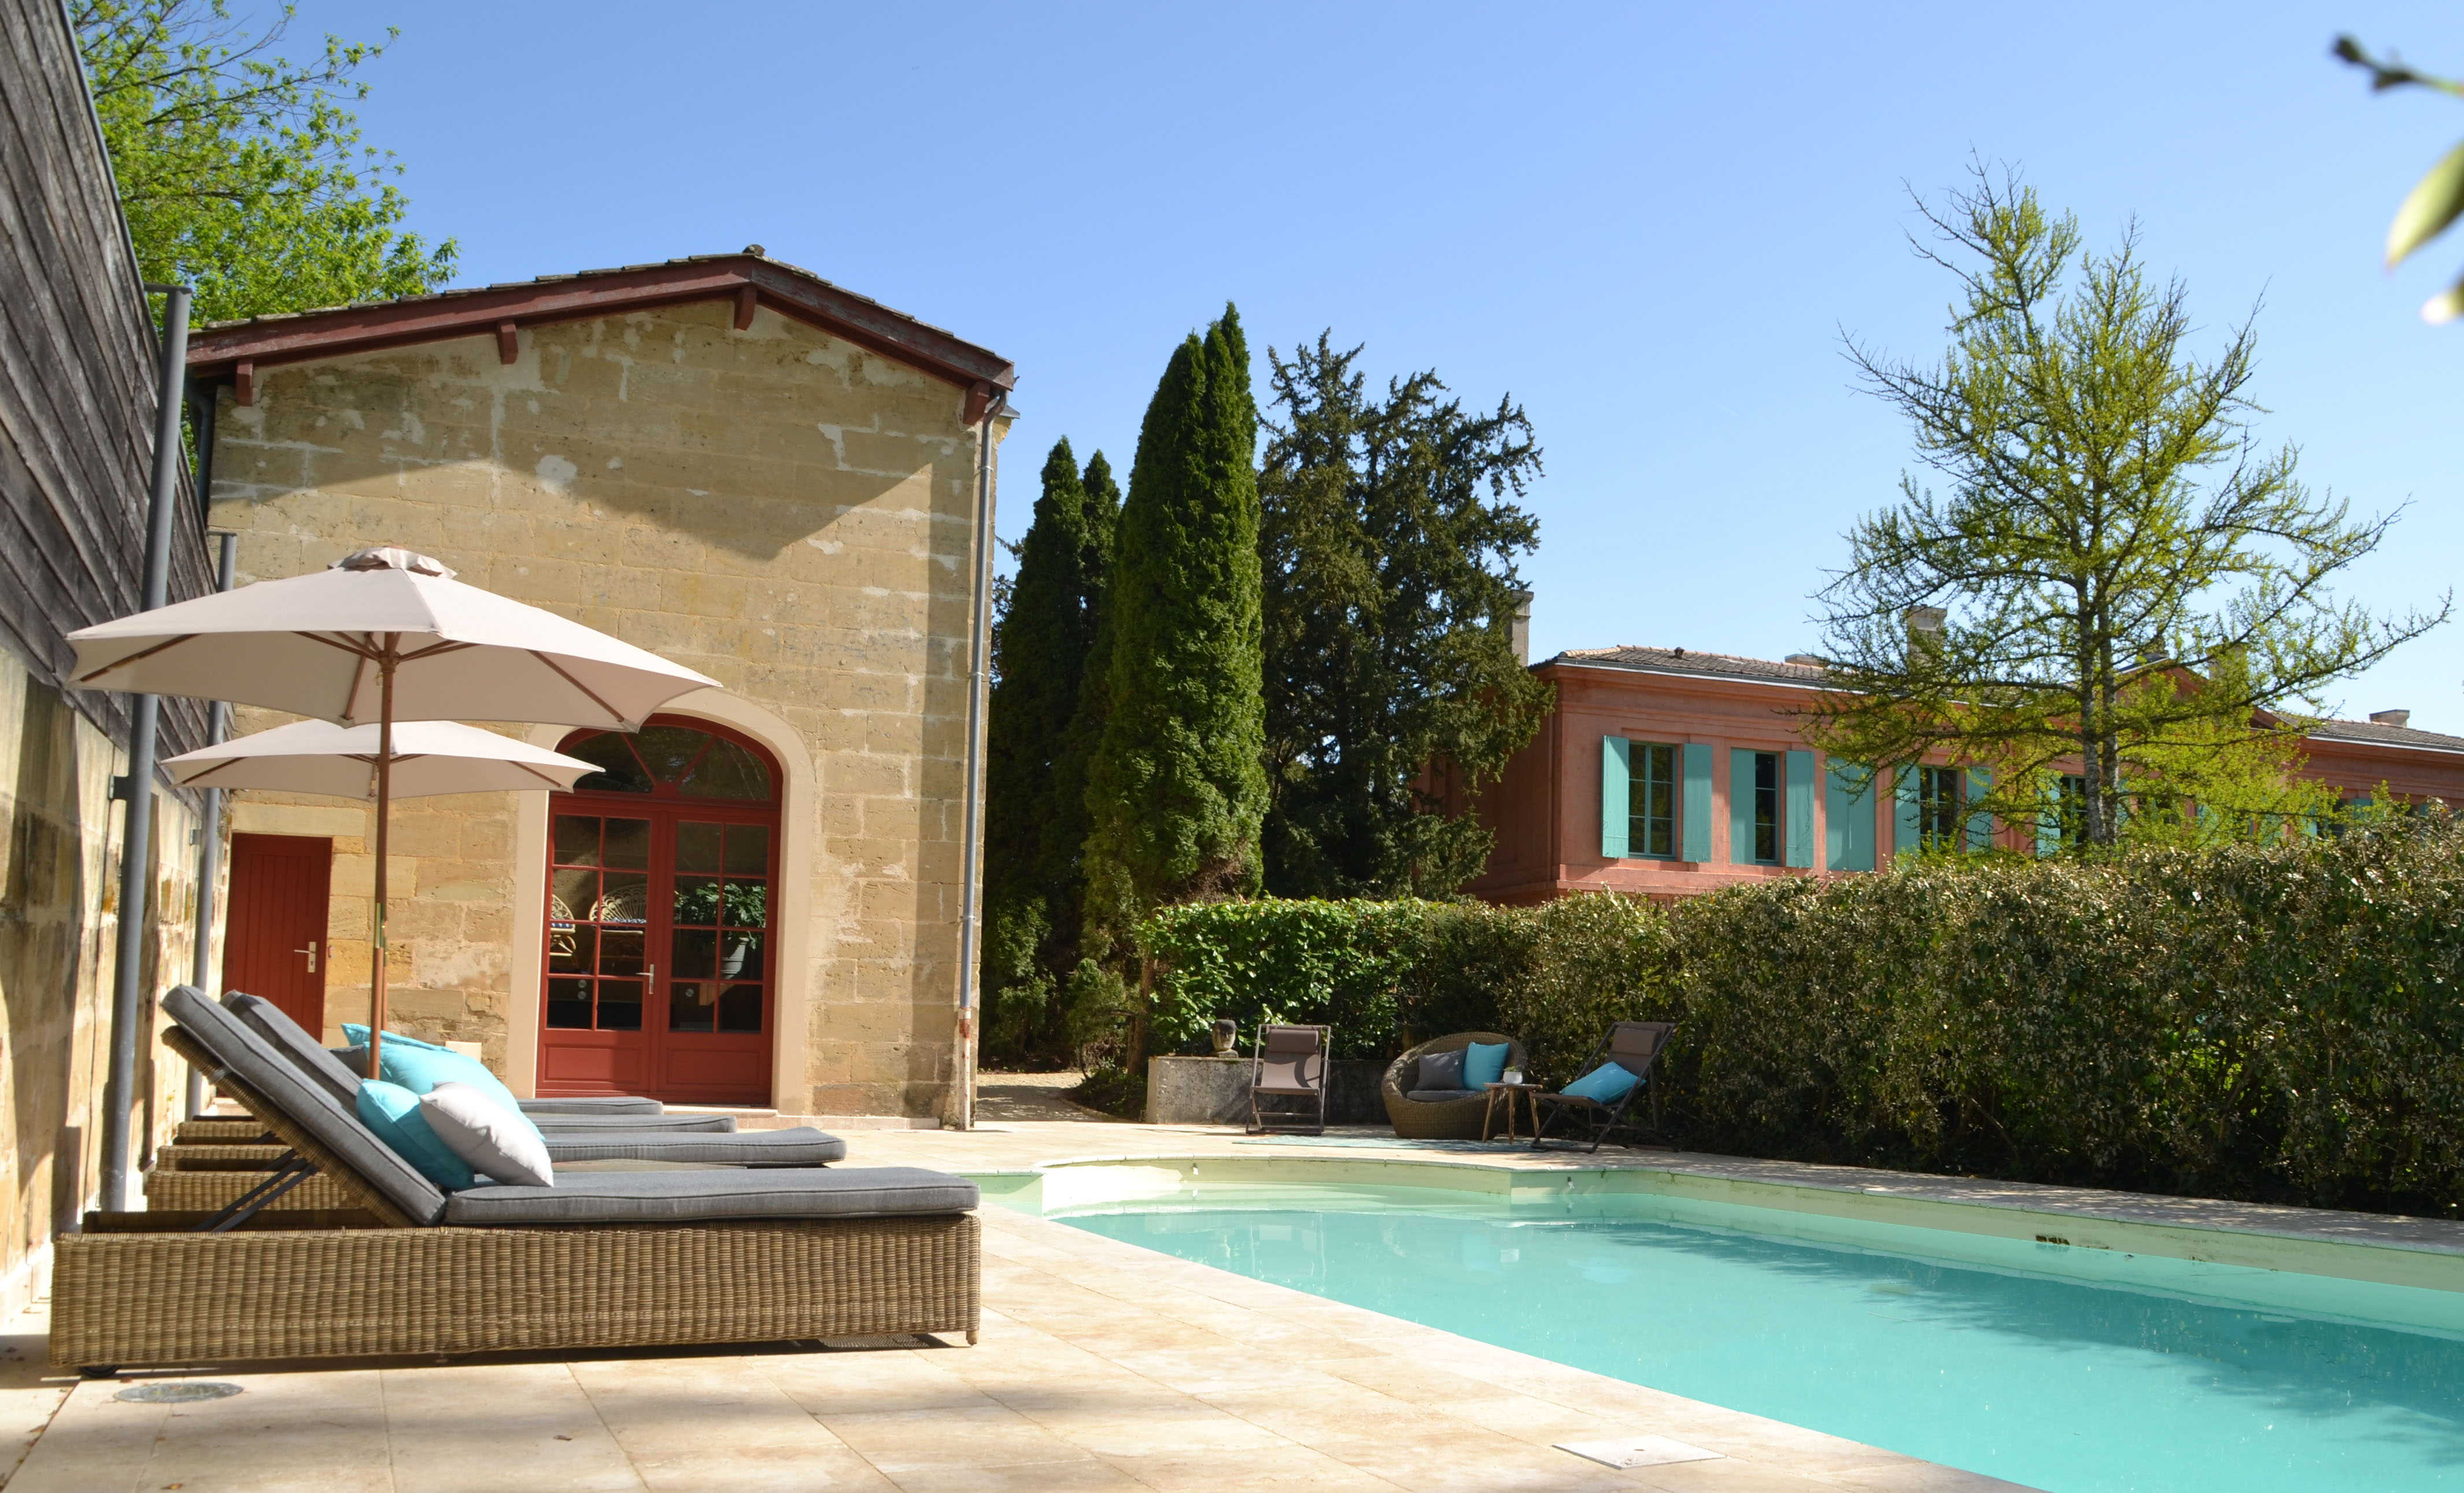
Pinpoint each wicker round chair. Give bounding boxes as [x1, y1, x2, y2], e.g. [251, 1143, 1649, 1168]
[1380, 1030, 1527, 1140]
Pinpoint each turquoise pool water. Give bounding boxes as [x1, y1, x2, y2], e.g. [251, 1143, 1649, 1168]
[1037, 1182, 2464, 1492]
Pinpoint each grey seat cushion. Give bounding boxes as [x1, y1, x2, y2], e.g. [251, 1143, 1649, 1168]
[1406, 1088, 1484, 1103]
[527, 1113, 736, 1134]
[329, 1048, 671, 1119]
[224, 993, 363, 1107]
[444, 1165, 976, 1226]
[164, 986, 449, 1225]
[540, 1127, 845, 1166]
[1416, 1048, 1468, 1090]
[518, 1096, 663, 1116]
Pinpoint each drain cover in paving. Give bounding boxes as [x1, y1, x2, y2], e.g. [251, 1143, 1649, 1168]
[114, 1381, 243, 1403]
[1555, 1435, 1722, 1469]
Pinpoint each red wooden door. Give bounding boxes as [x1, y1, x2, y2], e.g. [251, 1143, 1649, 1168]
[223, 834, 331, 1034]
[540, 721, 777, 1105]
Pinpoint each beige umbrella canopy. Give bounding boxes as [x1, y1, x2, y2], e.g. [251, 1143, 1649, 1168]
[161, 718, 600, 798]
[68, 547, 717, 1068]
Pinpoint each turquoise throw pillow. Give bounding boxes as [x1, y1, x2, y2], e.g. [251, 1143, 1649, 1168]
[1463, 1041, 1510, 1089]
[350, 1033, 546, 1147]
[356, 1078, 476, 1190]
[1561, 1061, 1640, 1105]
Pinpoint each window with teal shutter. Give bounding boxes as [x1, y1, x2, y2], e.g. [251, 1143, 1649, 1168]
[1965, 766, 1994, 851]
[1894, 765, 1921, 859]
[1630, 743, 1676, 857]
[1731, 749, 1781, 865]
[1784, 750, 1815, 867]
[1825, 761, 1875, 872]
[1600, 737, 1630, 859]
[1681, 744, 1712, 861]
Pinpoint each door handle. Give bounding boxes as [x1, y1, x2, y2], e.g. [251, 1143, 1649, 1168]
[644, 962, 656, 989]
[294, 939, 319, 974]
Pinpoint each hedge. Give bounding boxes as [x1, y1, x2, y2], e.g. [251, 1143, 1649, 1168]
[1137, 820, 2464, 1216]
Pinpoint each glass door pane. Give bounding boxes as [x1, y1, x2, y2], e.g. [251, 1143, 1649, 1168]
[547, 812, 651, 1029]
[667, 820, 767, 1033]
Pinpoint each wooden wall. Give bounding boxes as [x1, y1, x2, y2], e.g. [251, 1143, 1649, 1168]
[0, 0, 212, 754]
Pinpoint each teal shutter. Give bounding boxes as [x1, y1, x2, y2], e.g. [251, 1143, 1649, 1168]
[2036, 779, 2061, 857]
[1600, 737, 1630, 860]
[1681, 743, 1712, 861]
[1784, 749, 1815, 867]
[1895, 766, 1920, 859]
[1730, 748, 1756, 864]
[1824, 761, 1875, 872]
[1966, 766, 1994, 852]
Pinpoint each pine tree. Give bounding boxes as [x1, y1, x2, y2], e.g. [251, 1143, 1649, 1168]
[981, 438, 1118, 1060]
[1258, 334, 1551, 898]
[1083, 306, 1268, 959]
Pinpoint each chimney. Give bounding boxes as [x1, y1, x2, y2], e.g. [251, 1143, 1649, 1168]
[1785, 653, 1825, 667]
[1904, 606, 1947, 638]
[2370, 708, 2411, 728]
[1509, 588, 1534, 666]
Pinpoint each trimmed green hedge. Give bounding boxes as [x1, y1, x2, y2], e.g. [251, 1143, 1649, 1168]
[1137, 821, 2464, 1215]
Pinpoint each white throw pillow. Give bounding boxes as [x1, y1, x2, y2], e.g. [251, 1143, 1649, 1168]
[419, 1081, 555, 1188]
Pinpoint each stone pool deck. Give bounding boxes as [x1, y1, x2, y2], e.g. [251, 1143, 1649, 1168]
[20, 1109, 2460, 1491]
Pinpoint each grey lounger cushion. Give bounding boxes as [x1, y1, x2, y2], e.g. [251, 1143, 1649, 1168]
[526, 1113, 736, 1134]
[540, 1126, 845, 1166]
[224, 993, 364, 1107]
[516, 1096, 663, 1116]
[165, 986, 449, 1225]
[444, 1165, 977, 1226]
[334, 1048, 680, 1120]
[1407, 1088, 1484, 1102]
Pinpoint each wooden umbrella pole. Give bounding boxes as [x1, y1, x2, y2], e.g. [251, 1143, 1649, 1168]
[369, 647, 396, 1078]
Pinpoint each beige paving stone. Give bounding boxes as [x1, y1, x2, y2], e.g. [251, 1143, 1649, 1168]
[571, 1354, 848, 1458]
[382, 1362, 642, 1492]
[0, 1301, 68, 1487]
[1092, 1446, 1410, 1492]
[6, 1380, 174, 1493]
[627, 1443, 895, 1491]
[817, 1402, 1092, 1474]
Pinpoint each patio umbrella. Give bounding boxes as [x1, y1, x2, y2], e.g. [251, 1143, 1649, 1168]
[160, 718, 601, 798]
[67, 545, 717, 1070]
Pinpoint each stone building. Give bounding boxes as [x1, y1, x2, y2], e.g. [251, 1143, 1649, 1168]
[0, 1, 214, 1314]
[185, 254, 1014, 1122]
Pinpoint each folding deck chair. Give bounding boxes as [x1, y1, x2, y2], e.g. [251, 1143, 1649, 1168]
[1247, 1024, 1331, 1135]
[1530, 1020, 1674, 1153]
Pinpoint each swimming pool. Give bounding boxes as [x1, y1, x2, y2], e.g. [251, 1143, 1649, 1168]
[993, 1168, 2464, 1492]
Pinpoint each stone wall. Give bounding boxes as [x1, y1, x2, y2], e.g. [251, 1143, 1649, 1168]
[206, 298, 1003, 1118]
[0, 647, 206, 1314]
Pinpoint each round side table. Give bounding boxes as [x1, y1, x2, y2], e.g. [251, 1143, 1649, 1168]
[1481, 1082, 1543, 1141]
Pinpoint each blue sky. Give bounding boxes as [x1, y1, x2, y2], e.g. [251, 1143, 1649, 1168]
[304, 2, 2463, 729]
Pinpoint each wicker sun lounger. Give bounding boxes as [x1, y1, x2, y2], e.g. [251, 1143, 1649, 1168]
[221, 992, 848, 1167]
[53, 987, 977, 1376]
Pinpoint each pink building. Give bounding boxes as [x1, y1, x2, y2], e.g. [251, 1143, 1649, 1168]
[1464, 646, 2464, 906]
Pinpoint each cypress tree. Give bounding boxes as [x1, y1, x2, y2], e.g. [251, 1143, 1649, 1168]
[981, 438, 1119, 1059]
[1083, 305, 1268, 959]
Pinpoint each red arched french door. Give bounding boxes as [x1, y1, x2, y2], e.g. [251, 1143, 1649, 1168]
[540, 718, 780, 1105]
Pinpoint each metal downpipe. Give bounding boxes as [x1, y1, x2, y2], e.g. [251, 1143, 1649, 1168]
[951, 390, 1006, 1130]
[99, 283, 191, 1212]
[183, 530, 238, 1120]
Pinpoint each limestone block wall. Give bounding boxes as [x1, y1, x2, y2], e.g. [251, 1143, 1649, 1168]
[0, 646, 208, 1315]
[205, 298, 1002, 1118]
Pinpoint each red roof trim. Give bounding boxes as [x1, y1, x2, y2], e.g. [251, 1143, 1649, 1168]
[184, 255, 1015, 393]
